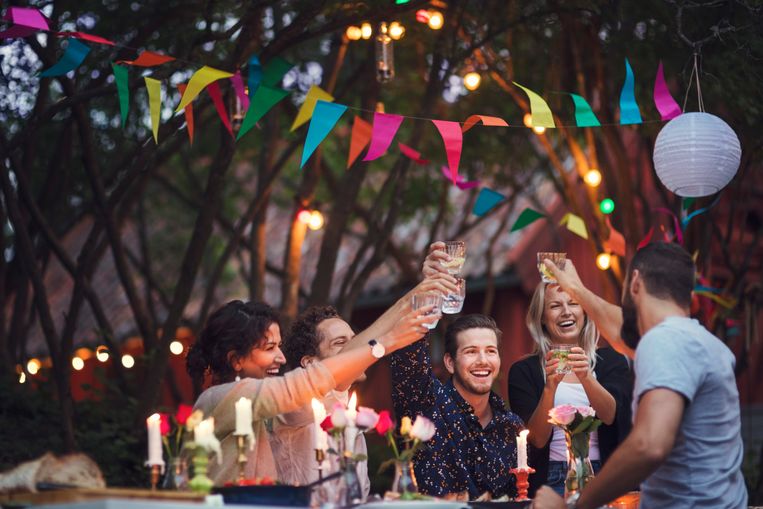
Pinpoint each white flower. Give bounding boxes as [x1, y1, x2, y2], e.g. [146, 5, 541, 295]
[577, 406, 596, 418]
[409, 415, 436, 442]
[331, 403, 348, 428]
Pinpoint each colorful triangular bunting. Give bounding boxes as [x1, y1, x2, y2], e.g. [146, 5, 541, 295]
[432, 120, 463, 184]
[559, 212, 588, 239]
[510, 208, 546, 232]
[291, 85, 334, 131]
[473, 188, 505, 216]
[111, 63, 129, 128]
[236, 85, 290, 140]
[653, 61, 681, 121]
[40, 38, 90, 77]
[513, 82, 555, 128]
[144, 77, 161, 144]
[619, 58, 643, 125]
[347, 116, 373, 169]
[300, 100, 348, 168]
[363, 113, 404, 161]
[176, 66, 233, 111]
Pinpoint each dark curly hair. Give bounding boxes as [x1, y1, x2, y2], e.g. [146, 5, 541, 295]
[186, 300, 281, 386]
[282, 306, 341, 371]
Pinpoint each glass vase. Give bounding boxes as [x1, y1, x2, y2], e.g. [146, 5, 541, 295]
[391, 459, 418, 499]
[564, 431, 595, 499]
[337, 458, 364, 506]
[161, 457, 189, 490]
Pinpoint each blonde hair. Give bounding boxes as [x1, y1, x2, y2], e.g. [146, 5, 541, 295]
[526, 282, 599, 379]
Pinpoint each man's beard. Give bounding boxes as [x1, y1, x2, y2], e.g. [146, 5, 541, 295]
[453, 370, 493, 396]
[620, 292, 641, 350]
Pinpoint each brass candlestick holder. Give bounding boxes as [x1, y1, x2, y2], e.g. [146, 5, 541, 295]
[315, 448, 326, 481]
[235, 434, 249, 484]
[149, 464, 161, 491]
[510, 466, 535, 501]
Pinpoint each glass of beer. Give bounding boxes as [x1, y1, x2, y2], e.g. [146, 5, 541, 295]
[537, 252, 566, 283]
[442, 278, 466, 315]
[412, 292, 444, 329]
[441, 241, 466, 275]
[550, 344, 573, 374]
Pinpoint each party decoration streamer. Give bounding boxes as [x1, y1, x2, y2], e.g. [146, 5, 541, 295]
[291, 85, 334, 131]
[559, 213, 588, 239]
[681, 195, 721, 228]
[230, 71, 250, 111]
[347, 116, 373, 169]
[144, 77, 162, 144]
[653, 207, 683, 244]
[510, 207, 546, 232]
[439, 166, 479, 189]
[473, 188, 505, 217]
[682, 197, 696, 210]
[619, 58, 642, 125]
[513, 82, 555, 128]
[300, 100, 348, 168]
[40, 38, 91, 77]
[363, 113, 405, 161]
[111, 63, 129, 128]
[177, 83, 194, 145]
[569, 93, 601, 127]
[399, 143, 429, 165]
[261, 57, 294, 87]
[432, 120, 463, 184]
[637, 227, 654, 250]
[56, 31, 115, 46]
[653, 61, 682, 121]
[0, 7, 48, 39]
[176, 66, 233, 111]
[604, 216, 626, 257]
[462, 115, 508, 133]
[206, 82, 234, 137]
[236, 85, 290, 140]
[117, 51, 175, 67]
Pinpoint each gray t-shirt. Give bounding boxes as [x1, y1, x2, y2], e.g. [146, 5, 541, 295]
[633, 316, 746, 509]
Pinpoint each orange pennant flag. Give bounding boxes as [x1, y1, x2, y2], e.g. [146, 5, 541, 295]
[604, 217, 626, 257]
[462, 114, 508, 133]
[117, 50, 175, 67]
[347, 116, 373, 169]
[177, 83, 194, 145]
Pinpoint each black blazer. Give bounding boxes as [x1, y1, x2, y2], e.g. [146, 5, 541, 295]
[508, 347, 633, 497]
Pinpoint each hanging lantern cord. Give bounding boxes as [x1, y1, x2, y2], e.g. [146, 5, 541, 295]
[682, 51, 705, 113]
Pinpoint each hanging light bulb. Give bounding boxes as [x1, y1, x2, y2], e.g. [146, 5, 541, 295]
[96, 345, 110, 362]
[599, 198, 615, 215]
[463, 72, 481, 91]
[27, 358, 41, 375]
[533, 125, 546, 135]
[297, 209, 313, 224]
[584, 169, 602, 187]
[360, 22, 373, 39]
[346, 26, 362, 41]
[375, 22, 394, 83]
[427, 10, 444, 30]
[122, 354, 135, 369]
[308, 210, 324, 230]
[523, 113, 533, 128]
[388, 21, 405, 40]
[72, 357, 85, 371]
[230, 92, 244, 132]
[170, 341, 184, 355]
[596, 253, 612, 270]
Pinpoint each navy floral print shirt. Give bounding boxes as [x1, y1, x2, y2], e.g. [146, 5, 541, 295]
[390, 338, 524, 499]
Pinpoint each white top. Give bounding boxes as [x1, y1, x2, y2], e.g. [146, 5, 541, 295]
[549, 379, 600, 462]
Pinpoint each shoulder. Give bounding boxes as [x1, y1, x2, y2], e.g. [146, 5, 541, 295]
[509, 354, 542, 379]
[595, 347, 629, 368]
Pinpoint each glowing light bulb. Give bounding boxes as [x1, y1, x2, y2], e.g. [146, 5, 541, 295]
[297, 209, 313, 224]
[599, 198, 615, 215]
[415, 9, 430, 23]
[170, 340, 184, 355]
[533, 125, 546, 135]
[346, 26, 362, 41]
[427, 11, 444, 30]
[122, 354, 135, 369]
[389, 21, 405, 40]
[72, 357, 85, 371]
[96, 346, 109, 362]
[360, 22, 373, 39]
[19, 372, 26, 384]
[584, 169, 602, 187]
[463, 72, 481, 91]
[596, 253, 612, 270]
[27, 358, 41, 375]
[308, 210, 324, 230]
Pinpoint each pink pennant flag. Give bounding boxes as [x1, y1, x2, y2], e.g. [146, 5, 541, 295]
[347, 116, 373, 169]
[398, 143, 429, 165]
[439, 166, 480, 190]
[363, 113, 404, 161]
[55, 31, 116, 46]
[432, 120, 463, 184]
[462, 114, 508, 133]
[653, 61, 681, 121]
[206, 82, 234, 137]
[230, 71, 250, 111]
[0, 7, 49, 38]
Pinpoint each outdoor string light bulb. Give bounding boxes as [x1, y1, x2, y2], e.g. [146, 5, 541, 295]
[427, 10, 444, 30]
[96, 345, 109, 362]
[170, 341, 184, 355]
[72, 357, 85, 371]
[27, 358, 41, 375]
[122, 354, 135, 369]
[360, 22, 373, 39]
[388, 21, 405, 40]
[533, 125, 546, 135]
[308, 210, 325, 230]
[463, 72, 481, 91]
[346, 25, 362, 40]
[584, 169, 602, 187]
[297, 209, 313, 225]
[375, 22, 395, 83]
[596, 253, 612, 271]
[599, 198, 615, 215]
[19, 372, 26, 384]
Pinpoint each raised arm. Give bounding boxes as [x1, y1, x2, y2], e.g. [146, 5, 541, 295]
[545, 259, 634, 359]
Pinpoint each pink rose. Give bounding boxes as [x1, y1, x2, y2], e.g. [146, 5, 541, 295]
[330, 403, 348, 428]
[410, 415, 436, 442]
[577, 406, 595, 418]
[356, 406, 380, 429]
[375, 410, 394, 435]
[158, 413, 171, 436]
[548, 404, 577, 426]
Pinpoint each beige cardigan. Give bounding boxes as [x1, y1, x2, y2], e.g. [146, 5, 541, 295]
[192, 362, 336, 485]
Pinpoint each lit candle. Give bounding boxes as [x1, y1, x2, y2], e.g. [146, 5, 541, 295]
[234, 397, 255, 449]
[517, 429, 529, 469]
[344, 392, 358, 454]
[311, 398, 329, 450]
[146, 413, 164, 466]
[194, 417, 223, 463]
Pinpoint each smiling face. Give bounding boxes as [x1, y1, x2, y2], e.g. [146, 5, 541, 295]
[234, 322, 286, 379]
[445, 328, 501, 396]
[316, 317, 366, 384]
[542, 285, 585, 345]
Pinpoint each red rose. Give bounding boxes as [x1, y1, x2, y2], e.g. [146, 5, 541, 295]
[159, 413, 171, 436]
[375, 410, 393, 435]
[320, 415, 334, 432]
[175, 404, 194, 426]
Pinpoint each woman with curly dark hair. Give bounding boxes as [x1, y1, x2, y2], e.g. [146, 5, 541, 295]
[186, 299, 432, 485]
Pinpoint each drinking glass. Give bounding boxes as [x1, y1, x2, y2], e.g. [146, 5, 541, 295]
[442, 278, 466, 315]
[550, 344, 573, 374]
[411, 292, 443, 329]
[441, 241, 466, 275]
[537, 252, 566, 283]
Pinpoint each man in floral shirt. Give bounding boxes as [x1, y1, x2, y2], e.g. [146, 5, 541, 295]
[390, 313, 524, 499]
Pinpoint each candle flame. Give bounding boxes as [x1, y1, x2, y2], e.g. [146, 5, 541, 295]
[520, 429, 529, 439]
[348, 392, 357, 412]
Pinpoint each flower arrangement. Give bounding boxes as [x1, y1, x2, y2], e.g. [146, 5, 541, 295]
[159, 404, 195, 459]
[548, 404, 602, 495]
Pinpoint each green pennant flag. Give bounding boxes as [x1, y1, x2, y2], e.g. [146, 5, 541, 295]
[261, 57, 294, 88]
[569, 93, 600, 127]
[111, 63, 129, 127]
[236, 85, 290, 141]
[510, 207, 546, 232]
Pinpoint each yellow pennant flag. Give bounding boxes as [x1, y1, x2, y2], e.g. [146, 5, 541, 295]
[559, 212, 588, 239]
[144, 77, 162, 144]
[513, 82, 556, 128]
[290, 85, 334, 131]
[175, 66, 233, 112]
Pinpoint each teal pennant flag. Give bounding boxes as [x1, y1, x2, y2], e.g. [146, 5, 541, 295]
[619, 58, 643, 125]
[473, 188, 506, 217]
[569, 93, 600, 127]
[40, 38, 90, 77]
[300, 101, 348, 168]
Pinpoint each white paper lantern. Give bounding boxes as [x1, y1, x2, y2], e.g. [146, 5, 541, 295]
[653, 112, 741, 197]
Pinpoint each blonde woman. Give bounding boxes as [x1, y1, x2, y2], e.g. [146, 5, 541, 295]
[508, 283, 632, 497]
